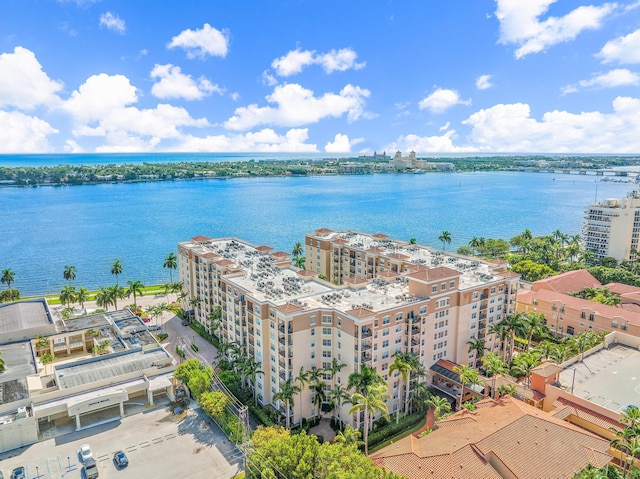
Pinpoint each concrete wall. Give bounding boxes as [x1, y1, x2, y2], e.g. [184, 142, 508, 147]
[0, 415, 38, 453]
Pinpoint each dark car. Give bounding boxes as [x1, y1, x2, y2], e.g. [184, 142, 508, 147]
[10, 467, 26, 479]
[83, 458, 99, 479]
[113, 451, 129, 468]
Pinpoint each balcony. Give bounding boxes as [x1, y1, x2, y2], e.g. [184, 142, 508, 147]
[361, 328, 372, 338]
[279, 337, 286, 346]
[361, 341, 372, 351]
[411, 326, 420, 335]
[411, 337, 419, 346]
[361, 352, 372, 363]
[479, 320, 487, 330]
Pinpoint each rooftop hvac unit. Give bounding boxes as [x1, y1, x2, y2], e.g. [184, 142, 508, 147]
[16, 407, 27, 419]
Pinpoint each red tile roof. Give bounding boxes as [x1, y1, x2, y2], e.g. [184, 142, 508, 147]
[367, 247, 384, 253]
[605, 282, 640, 295]
[531, 362, 563, 377]
[201, 253, 219, 259]
[344, 307, 375, 318]
[500, 271, 521, 279]
[407, 266, 461, 282]
[552, 397, 623, 433]
[532, 269, 602, 294]
[372, 233, 388, 239]
[388, 253, 410, 260]
[296, 269, 317, 277]
[315, 228, 333, 234]
[191, 235, 211, 242]
[333, 239, 348, 244]
[255, 245, 272, 251]
[215, 259, 234, 266]
[272, 251, 290, 257]
[276, 302, 305, 314]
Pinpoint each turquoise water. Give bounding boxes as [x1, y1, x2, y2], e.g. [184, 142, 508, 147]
[0, 170, 633, 295]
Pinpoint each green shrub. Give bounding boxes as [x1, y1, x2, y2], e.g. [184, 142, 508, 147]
[248, 403, 274, 427]
[367, 412, 425, 449]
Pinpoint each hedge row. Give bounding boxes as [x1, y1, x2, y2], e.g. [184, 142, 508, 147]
[367, 412, 425, 449]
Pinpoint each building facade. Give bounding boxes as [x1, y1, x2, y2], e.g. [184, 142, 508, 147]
[179, 230, 519, 426]
[583, 191, 640, 262]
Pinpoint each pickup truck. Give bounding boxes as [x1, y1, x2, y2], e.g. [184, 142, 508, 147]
[83, 458, 99, 479]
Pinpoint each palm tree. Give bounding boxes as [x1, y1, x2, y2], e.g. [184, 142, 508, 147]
[389, 354, 412, 423]
[295, 366, 311, 425]
[311, 380, 327, 420]
[469, 237, 482, 255]
[571, 331, 596, 362]
[425, 394, 451, 426]
[126, 280, 145, 309]
[348, 364, 385, 395]
[496, 383, 518, 398]
[93, 340, 111, 356]
[273, 379, 300, 429]
[76, 287, 89, 312]
[207, 306, 222, 339]
[512, 350, 542, 388]
[503, 312, 526, 364]
[481, 353, 508, 399]
[40, 353, 56, 375]
[328, 384, 351, 430]
[488, 322, 509, 362]
[349, 382, 390, 455]
[1, 268, 15, 298]
[307, 366, 325, 420]
[452, 364, 480, 410]
[291, 242, 303, 257]
[333, 426, 363, 447]
[107, 285, 126, 310]
[327, 358, 346, 391]
[466, 338, 487, 368]
[59, 285, 76, 307]
[438, 231, 452, 251]
[94, 287, 112, 310]
[240, 356, 264, 405]
[164, 252, 178, 283]
[111, 260, 123, 286]
[522, 312, 547, 351]
[293, 256, 306, 269]
[63, 265, 76, 284]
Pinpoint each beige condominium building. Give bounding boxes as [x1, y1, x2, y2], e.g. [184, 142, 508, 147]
[179, 229, 519, 426]
[583, 190, 640, 263]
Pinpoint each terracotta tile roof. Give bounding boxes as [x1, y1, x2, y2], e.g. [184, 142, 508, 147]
[371, 396, 612, 479]
[531, 361, 563, 377]
[201, 253, 219, 259]
[532, 269, 602, 294]
[605, 282, 640, 295]
[519, 288, 640, 326]
[388, 253, 410, 260]
[378, 270, 399, 279]
[488, 258, 509, 265]
[315, 228, 333, 234]
[296, 269, 317, 277]
[215, 259, 234, 266]
[407, 266, 461, 282]
[191, 235, 211, 242]
[500, 271, 521, 279]
[272, 251, 290, 257]
[553, 397, 623, 433]
[372, 233, 388, 239]
[344, 307, 375, 318]
[333, 238, 348, 244]
[276, 302, 305, 314]
[255, 245, 272, 252]
[367, 247, 384, 253]
[343, 276, 369, 285]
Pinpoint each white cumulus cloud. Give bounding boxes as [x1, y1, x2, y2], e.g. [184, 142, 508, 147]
[462, 97, 640, 153]
[168, 23, 229, 59]
[0, 47, 63, 110]
[389, 129, 468, 153]
[0, 110, 58, 153]
[99, 12, 126, 34]
[598, 28, 640, 64]
[495, 0, 616, 59]
[224, 83, 371, 131]
[476, 74, 493, 90]
[150, 64, 222, 100]
[418, 88, 470, 114]
[177, 128, 318, 152]
[271, 47, 365, 76]
[562, 68, 640, 94]
[324, 133, 354, 153]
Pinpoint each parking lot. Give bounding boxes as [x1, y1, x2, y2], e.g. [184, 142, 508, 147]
[0, 405, 243, 479]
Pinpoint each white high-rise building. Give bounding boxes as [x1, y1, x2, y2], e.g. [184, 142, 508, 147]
[583, 191, 640, 263]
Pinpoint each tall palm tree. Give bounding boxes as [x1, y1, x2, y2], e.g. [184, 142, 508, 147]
[389, 354, 412, 423]
[1, 268, 15, 298]
[328, 384, 351, 430]
[164, 252, 178, 283]
[273, 379, 300, 429]
[291, 242, 303, 257]
[59, 285, 76, 307]
[512, 350, 542, 388]
[240, 356, 264, 405]
[63, 265, 76, 284]
[349, 382, 390, 455]
[469, 237, 482, 255]
[107, 285, 126, 310]
[40, 353, 56, 375]
[295, 366, 311, 425]
[111, 260, 123, 286]
[126, 280, 145, 309]
[466, 338, 487, 368]
[333, 426, 363, 447]
[95, 287, 113, 310]
[438, 231, 452, 251]
[489, 322, 509, 362]
[503, 312, 526, 364]
[452, 364, 480, 410]
[327, 358, 346, 390]
[311, 380, 327, 420]
[571, 331, 596, 362]
[207, 306, 222, 339]
[293, 256, 306, 269]
[425, 394, 451, 426]
[481, 352, 508, 399]
[76, 287, 89, 312]
[522, 312, 548, 351]
[348, 364, 385, 395]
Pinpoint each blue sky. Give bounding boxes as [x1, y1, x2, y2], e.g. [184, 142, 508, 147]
[1, 0, 640, 154]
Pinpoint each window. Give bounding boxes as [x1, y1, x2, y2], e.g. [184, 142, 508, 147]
[322, 339, 332, 347]
[382, 316, 390, 325]
[432, 285, 438, 293]
[450, 281, 455, 288]
[382, 329, 390, 337]
[322, 327, 331, 335]
[612, 320, 618, 328]
[396, 325, 402, 333]
[420, 306, 427, 314]
[589, 313, 595, 322]
[382, 340, 389, 348]
[396, 313, 403, 322]
[441, 283, 446, 291]
[322, 315, 332, 324]
[381, 351, 389, 360]
[310, 315, 316, 325]
[311, 341, 315, 348]
[311, 328, 315, 336]
[322, 350, 332, 358]
[580, 311, 586, 319]
[473, 291, 479, 300]
[491, 287, 496, 294]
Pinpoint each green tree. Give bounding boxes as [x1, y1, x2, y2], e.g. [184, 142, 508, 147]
[512, 350, 542, 388]
[293, 256, 306, 269]
[59, 285, 76, 307]
[107, 284, 126, 310]
[425, 394, 451, 426]
[164, 252, 178, 283]
[207, 306, 222, 339]
[273, 379, 300, 429]
[1, 268, 15, 298]
[466, 338, 487, 368]
[328, 383, 351, 430]
[40, 352, 56, 375]
[481, 352, 508, 399]
[291, 242, 303, 257]
[333, 425, 364, 447]
[76, 286, 89, 311]
[511, 259, 556, 282]
[452, 364, 481, 410]
[389, 354, 412, 422]
[438, 231, 452, 251]
[489, 322, 510, 362]
[349, 382, 390, 455]
[199, 391, 230, 419]
[111, 260, 123, 286]
[522, 312, 548, 351]
[295, 366, 311, 425]
[126, 280, 145, 309]
[95, 287, 113, 310]
[503, 312, 527, 364]
[63, 265, 76, 284]
[239, 356, 264, 405]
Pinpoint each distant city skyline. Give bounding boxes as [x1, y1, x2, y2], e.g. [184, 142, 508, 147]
[1, 0, 640, 154]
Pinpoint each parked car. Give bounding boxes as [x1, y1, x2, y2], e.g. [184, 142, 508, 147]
[83, 458, 99, 479]
[113, 450, 129, 468]
[147, 324, 161, 331]
[10, 467, 25, 479]
[79, 444, 93, 463]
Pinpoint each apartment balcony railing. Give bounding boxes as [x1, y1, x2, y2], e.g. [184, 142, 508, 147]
[361, 328, 372, 338]
[361, 352, 372, 362]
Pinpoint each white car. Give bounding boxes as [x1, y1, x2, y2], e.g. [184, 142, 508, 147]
[79, 444, 93, 463]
